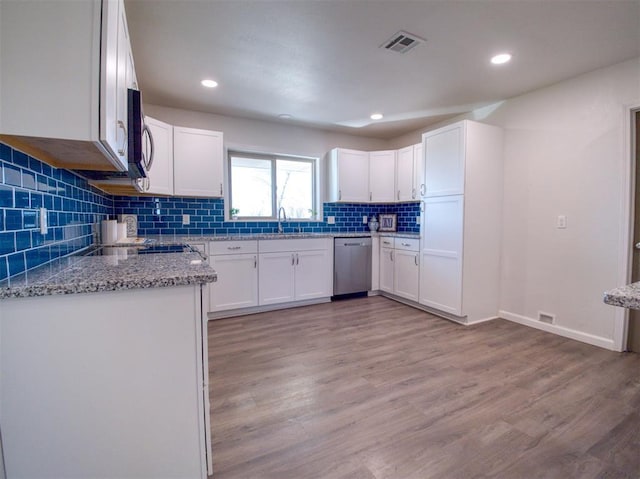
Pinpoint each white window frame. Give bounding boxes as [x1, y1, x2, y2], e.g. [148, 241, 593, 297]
[226, 149, 321, 221]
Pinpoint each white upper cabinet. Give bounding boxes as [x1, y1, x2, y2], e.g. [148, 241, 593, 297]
[0, 0, 135, 172]
[422, 122, 465, 197]
[144, 117, 174, 196]
[173, 126, 224, 197]
[397, 145, 423, 201]
[327, 148, 370, 202]
[369, 150, 396, 202]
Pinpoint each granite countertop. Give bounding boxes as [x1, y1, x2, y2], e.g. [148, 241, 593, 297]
[0, 250, 217, 299]
[604, 282, 640, 310]
[139, 231, 420, 244]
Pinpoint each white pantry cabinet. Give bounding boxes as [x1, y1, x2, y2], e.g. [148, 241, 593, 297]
[327, 148, 370, 202]
[173, 126, 224, 197]
[0, 0, 136, 171]
[144, 116, 174, 195]
[258, 238, 332, 305]
[419, 120, 503, 323]
[209, 241, 258, 311]
[369, 150, 396, 202]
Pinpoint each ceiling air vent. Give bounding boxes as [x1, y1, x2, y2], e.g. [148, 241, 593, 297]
[381, 31, 425, 54]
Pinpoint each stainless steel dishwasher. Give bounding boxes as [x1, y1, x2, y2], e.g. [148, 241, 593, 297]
[333, 236, 372, 296]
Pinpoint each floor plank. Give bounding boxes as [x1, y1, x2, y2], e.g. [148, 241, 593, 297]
[207, 296, 640, 478]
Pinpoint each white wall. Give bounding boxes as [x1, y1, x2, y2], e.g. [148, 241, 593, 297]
[474, 57, 640, 349]
[143, 104, 389, 159]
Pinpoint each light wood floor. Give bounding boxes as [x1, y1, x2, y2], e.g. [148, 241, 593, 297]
[207, 296, 640, 479]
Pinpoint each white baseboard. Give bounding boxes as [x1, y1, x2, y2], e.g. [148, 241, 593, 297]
[499, 310, 616, 351]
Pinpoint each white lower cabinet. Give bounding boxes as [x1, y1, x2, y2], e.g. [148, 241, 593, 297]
[207, 238, 332, 313]
[258, 252, 297, 305]
[209, 241, 258, 312]
[379, 237, 420, 301]
[258, 239, 332, 306]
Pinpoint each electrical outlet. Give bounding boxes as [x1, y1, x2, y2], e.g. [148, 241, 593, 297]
[39, 207, 48, 235]
[327, 216, 335, 225]
[363, 216, 368, 224]
[416, 216, 421, 225]
[556, 215, 567, 229]
[182, 214, 190, 225]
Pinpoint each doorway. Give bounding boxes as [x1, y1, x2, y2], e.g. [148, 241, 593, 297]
[629, 110, 640, 352]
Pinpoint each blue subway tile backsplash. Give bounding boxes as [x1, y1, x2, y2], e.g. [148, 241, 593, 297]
[112, 197, 421, 237]
[1, 140, 421, 282]
[0, 142, 113, 281]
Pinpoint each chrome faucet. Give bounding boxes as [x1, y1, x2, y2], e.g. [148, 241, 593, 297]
[277, 206, 287, 234]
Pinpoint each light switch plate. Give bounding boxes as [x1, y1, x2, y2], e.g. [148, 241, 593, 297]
[556, 215, 567, 229]
[327, 216, 335, 225]
[362, 216, 368, 224]
[182, 214, 190, 225]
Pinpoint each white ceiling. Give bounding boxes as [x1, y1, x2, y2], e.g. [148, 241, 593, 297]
[124, 0, 640, 139]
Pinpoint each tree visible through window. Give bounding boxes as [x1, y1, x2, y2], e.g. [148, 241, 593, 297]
[229, 152, 316, 219]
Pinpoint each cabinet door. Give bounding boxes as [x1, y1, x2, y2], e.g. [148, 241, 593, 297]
[114, 0, 130, 167]
[413, 143, 423, 198]
[258, 252, 295, 305]
[396, 146, 415, 202]
[145, 117, 174, 195]
[369, 150, 396, 202]
[336, 149, 369, 202]
[423, 122, 465, 197]
[394, 249, 419, 301]
[173, 127, 224, 197]
[295, 249, 331, 300]
[100, 0, 120, 163]
[210, 254, 258, 311]
[419, 195, 464, 315]
[379, 247, 395, 293]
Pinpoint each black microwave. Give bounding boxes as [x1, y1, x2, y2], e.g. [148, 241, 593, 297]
[127, 88, 153, 180]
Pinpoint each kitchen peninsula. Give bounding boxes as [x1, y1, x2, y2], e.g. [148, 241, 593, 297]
[0, 248, 216, 478]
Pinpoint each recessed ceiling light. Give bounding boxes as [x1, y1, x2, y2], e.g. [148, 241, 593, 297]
[370, 113, 384, 120]
[201, 79, 218, 88]
[490, 53, 512, 65]
[278, 114, 292, 119]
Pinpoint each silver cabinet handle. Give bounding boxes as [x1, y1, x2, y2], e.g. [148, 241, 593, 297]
[369, 192, 373, 201]
[383, 240, 392, 246]
[143, 123, 154, 170]
[390, 250, 394, 261]
[420, 183, 426, 196]
[339, 190, 342, 200]
[296, 253, 299, 265]
[412, 188, 416, 199]
[220, 183, 223, 195]
[401, 242, 410, 247]
[254, 255, 257, 268]
[227, 246, 241, 250]
[291, 254, 295, 266]
[397, 190, 400, 200]
[117, 120, 127, 156]
[415, 254, 418, 266]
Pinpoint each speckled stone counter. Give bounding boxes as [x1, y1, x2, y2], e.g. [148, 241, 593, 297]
[604, 282, 640, 309]
[0, 250, 217, 299]
[139, 231, 420, 243]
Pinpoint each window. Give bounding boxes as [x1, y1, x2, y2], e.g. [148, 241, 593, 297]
[229, 151, 317, 220]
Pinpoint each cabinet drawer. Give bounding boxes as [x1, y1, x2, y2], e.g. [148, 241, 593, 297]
[210, 240, 258, 255]
[259, 238, 329, 253]
[394, 237, 420, 252]
[380, 237, 395, 249]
